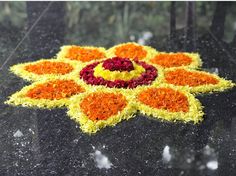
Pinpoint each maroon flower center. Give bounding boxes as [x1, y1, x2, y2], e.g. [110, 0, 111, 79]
[102, 57, 134, 72]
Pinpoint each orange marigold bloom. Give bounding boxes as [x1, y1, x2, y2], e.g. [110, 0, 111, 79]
[115, 44, 147, 60]
[25, 61, 74, 75]
[150, 53, 192, 68]
[138, 88, 189, 112]
[165, 69, 219, 87]
[80, 92, 127, 121]
[66, 46, 105, 62]
[26, 80, 85, 100]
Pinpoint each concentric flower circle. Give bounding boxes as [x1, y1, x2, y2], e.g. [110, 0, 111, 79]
[80, 57, 158, 88]
[6, 42, 235, 134]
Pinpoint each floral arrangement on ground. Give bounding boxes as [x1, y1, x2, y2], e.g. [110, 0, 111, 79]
[5, 42, 235, 134]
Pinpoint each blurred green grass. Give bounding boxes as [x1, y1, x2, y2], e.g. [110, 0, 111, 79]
[0, 1, 236, 47]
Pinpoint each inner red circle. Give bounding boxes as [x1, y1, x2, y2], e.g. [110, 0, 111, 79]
[102, 57, 134, 72]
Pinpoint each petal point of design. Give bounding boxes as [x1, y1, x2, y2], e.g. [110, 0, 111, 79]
[5, 79, 86, 109]
[57, 45, 106, 62]
[67, 89, 137, 134]
[134, 85, 204, 124]
[149, 52, 202, 69]
[9, 59, 81, 82]
[164, 68, 235, 93]
[106, 42, 157, 61]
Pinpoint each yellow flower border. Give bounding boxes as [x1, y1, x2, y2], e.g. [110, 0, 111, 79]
[5, 42, 236, 134]
[93, 61, 145, 81]
[57, 45, 107, 62]
[162, 68, 235, 94]
[106, 42, 157, 61]
[134, 84, 204, 124]
[9, 58, 81, 82]
[147, 52, 202, 69]
[67, 88, 137, 134]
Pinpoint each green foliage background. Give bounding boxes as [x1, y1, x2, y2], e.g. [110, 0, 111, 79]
[0, 1, 236, 47]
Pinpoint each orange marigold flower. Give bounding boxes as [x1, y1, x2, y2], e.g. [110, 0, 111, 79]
[115, 43, 147, 60]
[66, 46, 105, 62]
[80, 92, 127, 121]
[150, 53, 192, 68]
[26, 80, 85, 100]
[138, 87, 189, 112]
[165, 69, 219, 87]
[25, 61, 74, 75]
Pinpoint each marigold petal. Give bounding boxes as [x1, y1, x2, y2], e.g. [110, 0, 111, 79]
[165, 69, 219, 87]
[151, 53, 192, 68]
[106, 42, 157, 61]
[138, 87, 189, 112]
[164, 68, 235, 93]
[115, 43, 147, 60]
[80, 92, 127, 121]
[24, 61, 73, 75]
[67, 89, 137, 134]
[57, 45, 106, 62]
[135, 85, 204, 123]
[26, 80, 85, 100]
[9, 59, 80, 82]
[5, 79, 85, 108]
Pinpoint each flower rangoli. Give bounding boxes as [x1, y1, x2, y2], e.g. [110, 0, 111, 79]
[6, 42, 235, 134]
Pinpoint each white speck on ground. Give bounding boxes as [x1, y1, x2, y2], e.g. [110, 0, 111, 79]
[199, 165, 206, 170]
[28, 128, 35, 134]
[91, 150, 113, 169]
[203, 145, 214, 155]
[187, 158, 192, 163]
[162, 145, 171, 163]
[13, 130, 23, 138]
[207, 160, 218, 170]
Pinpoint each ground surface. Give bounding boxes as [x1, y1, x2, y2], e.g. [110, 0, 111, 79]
[0, 2, 236, 176]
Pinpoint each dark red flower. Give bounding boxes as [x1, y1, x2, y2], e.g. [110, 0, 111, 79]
[102, 57, 134, 72]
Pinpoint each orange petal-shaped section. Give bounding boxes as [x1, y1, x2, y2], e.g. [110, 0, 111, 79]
[115, 43, 147, 60]
[66, 46, 105, 62]
[26, 80, 85, 100]
[138, 87, 189, 112]
[150, 53, 192, 68]
[80, 92, 127, 121]
[24, 61, 74, 75]
[165, 69, 219, 87]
